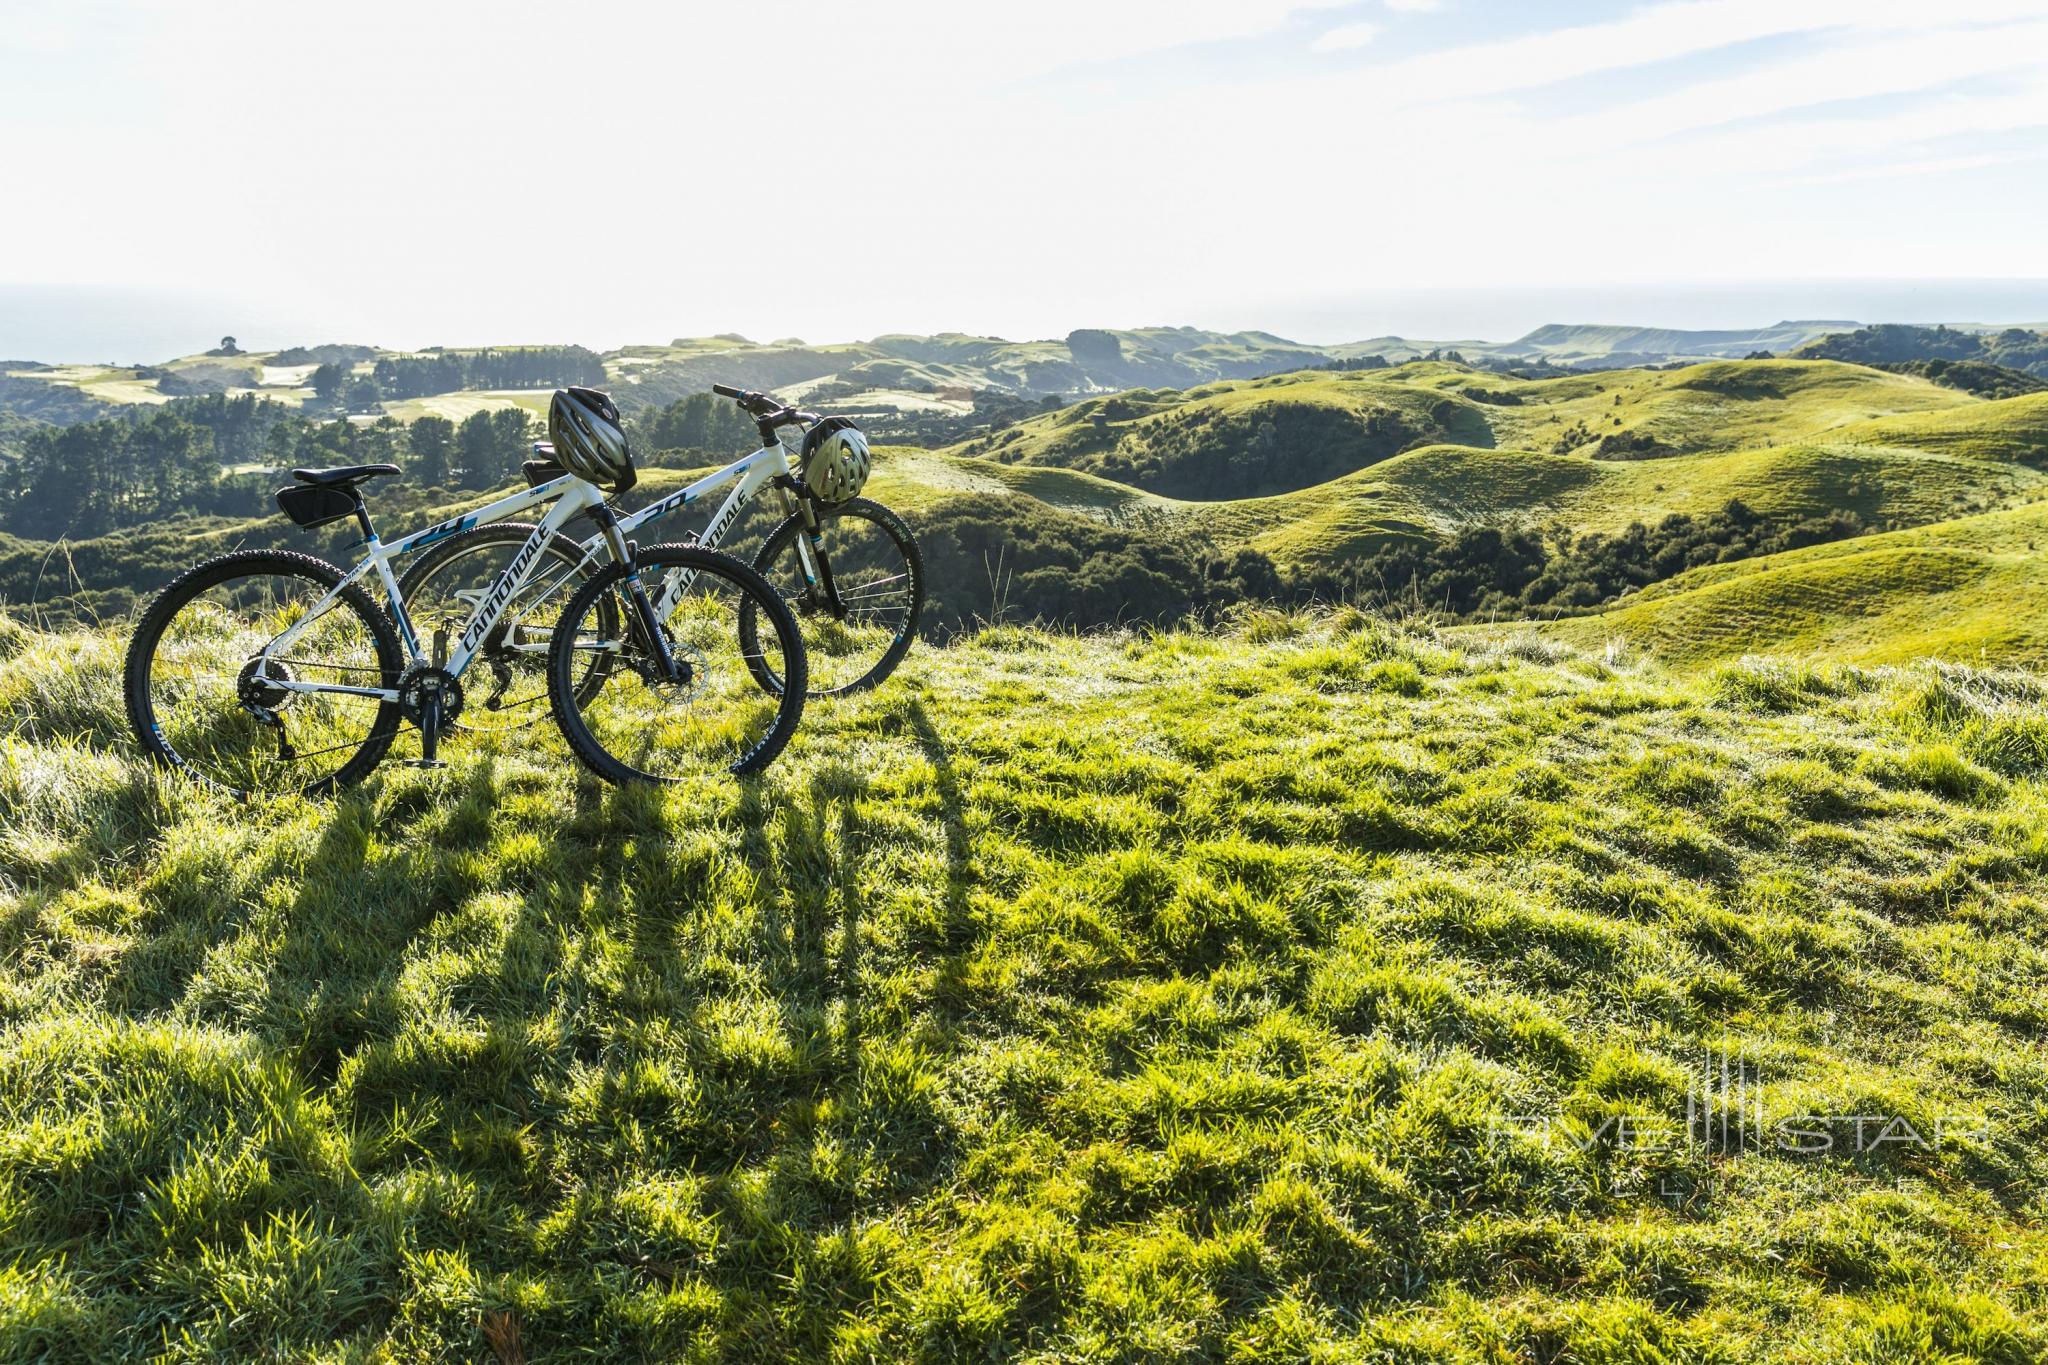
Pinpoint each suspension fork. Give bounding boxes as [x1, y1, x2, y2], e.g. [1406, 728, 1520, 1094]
[595, 505, 689, 684]
[779, 480, 846, 620]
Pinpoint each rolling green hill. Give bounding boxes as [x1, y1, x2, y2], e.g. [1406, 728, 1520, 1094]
[929, 360, 2042, 566]
[1321, 320, 1851, 368]
[1493, 319, 1853, 366]
[950, 370, 1494, 500]
[1460, 358, 1978, 455]
[949, 359, 1981, 490]
[1437, 389, 2048, 670]
[1524, 499, 2048, 669]
[4, 611, 2046, 1359]
[1835, 390, 2048, 464]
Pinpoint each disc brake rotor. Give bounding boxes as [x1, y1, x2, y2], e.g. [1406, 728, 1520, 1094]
[630, 624, 706, 703]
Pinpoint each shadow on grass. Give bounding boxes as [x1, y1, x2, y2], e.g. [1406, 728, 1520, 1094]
[102, 774, 384, 1022]
[904, 697, 972, 926]
[735, 766, 872, 1073]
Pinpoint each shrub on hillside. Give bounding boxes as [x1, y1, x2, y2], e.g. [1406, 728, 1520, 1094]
[1297, 499, 1868, 619]
[1871, 359, 2048, 400]
[1090, 400, 1439, 500]
[1591, 430, 1673, 460]
[913, 493, 1278, 633]
[1797, 323, 2048, 378]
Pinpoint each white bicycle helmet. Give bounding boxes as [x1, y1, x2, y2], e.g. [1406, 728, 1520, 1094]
[801, 417, 871, 503]
[548, 386, 636, 494]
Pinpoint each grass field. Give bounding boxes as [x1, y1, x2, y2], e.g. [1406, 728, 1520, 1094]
[1524, 499, 2048, 670]
[945, 360, 1977, 493]
[921, 358, 2037, 561]
[1081, 433, 2046, 570]
[8, 350, 2048, 1358]
[1474, 360, 1976, 454]
[1837, 392, 2048, 464]
[5, 365, 174, 408]
[4, 610, 2047, 1360]
[380, 390, 559, 423]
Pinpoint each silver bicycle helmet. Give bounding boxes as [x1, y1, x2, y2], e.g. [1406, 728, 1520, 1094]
[548, 386, 636, 494]
[801, 417, 871, 503]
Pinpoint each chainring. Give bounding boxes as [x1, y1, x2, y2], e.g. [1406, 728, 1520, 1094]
[396, 664, 466, 726]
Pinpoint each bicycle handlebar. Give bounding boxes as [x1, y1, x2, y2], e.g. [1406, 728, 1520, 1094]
[711, 383, 819, 428]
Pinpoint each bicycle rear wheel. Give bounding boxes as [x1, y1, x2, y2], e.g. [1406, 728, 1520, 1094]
[124, 550, 403, 799]
[547, 544, 807, 783]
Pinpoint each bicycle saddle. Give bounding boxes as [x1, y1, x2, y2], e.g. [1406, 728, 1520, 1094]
[291, 463, 400, 487]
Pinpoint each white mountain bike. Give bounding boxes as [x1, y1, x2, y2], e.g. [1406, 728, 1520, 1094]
[395, 384, 924, 732]
[124, 453, 808, 798]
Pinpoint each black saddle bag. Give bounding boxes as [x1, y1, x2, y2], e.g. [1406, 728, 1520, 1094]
[275, 484, 360, 529]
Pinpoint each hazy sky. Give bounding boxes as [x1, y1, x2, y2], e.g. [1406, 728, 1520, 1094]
[6, 0, 2048, 356]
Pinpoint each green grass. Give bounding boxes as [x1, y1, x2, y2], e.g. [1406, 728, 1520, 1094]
[4, 365, 172, 408]
[1149, 434, 2041, 568]
[4, 609, 2047, 1359]
[1835, 390, 2048, 465]
[380, 390, 558, 423]
[945, 357, 1972, 482]
[1523, 499, 2048, 669]
[1477, 360, 1976, 455]
[866, 448, 1167, 520]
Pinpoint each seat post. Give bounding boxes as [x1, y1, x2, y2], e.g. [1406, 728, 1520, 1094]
[353, 496, 378, 543]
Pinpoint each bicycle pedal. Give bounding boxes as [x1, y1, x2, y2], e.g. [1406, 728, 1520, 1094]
[406, 759, 449, 770]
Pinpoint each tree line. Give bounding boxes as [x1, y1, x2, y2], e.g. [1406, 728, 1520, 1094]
[0, 397, 539, 537]
[311, 346, 605, 408]
[909, 496, 1870, 636]
[0, 410, 224, 538]
[628, 392, 759, 463]
[1294, 500, 1866, 617]
[1798, 324, 2048, 379]
[0, 383, 924, 540]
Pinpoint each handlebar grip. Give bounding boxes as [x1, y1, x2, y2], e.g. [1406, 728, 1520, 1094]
[711, 383, 744, 399]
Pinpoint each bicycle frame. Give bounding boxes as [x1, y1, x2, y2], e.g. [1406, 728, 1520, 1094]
[473, 434, 822, 654]
[258, 471, 609, 703]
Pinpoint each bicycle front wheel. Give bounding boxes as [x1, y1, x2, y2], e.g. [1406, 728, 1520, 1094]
[547, 544, 807, 784]
[124, 550, 403, 799]
[744, 497, 923, 698]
